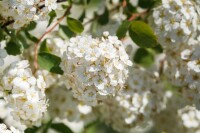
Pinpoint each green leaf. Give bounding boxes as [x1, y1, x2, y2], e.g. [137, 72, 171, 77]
[98, 7, 109, 25]
[50, 123, 73, 133]
[133, 48, 154, 67]
[24, 21, 37, 31]
[16, 33, 29, 49]
[129, 21, 158, 48]
[38, 52, 63, 74]
[50, 66, 64, 75]
[0, 28, 5, 41]
[150, 44, 163, 54]
[25, 127, 40, 133]
[5, 41, 23, 55]
[39, 40, 50, 53]
[67, 17, 84, 33]
[24, 31, 39, 43]
[116, 20, 131, 39]
[79, 11, 85, 22]
[48, 10, 57, 27]
[59, 24, 74, 38]
[43, 119, 53, 133]
[138, 0, 155, 8]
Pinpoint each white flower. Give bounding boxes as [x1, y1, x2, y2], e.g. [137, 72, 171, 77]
[150, 0, 199, 48]
[45, 0, 57, 11]
[98, 66, 167, 132]
[46, 85, 96, 124]
[61, 32, 132, 106]
[0, 0, 58, 29]
[178, 106, 200, 129]
[0, 123, 23, 133]
[1, 60, 47, 126]
[0, 48, 7, 66]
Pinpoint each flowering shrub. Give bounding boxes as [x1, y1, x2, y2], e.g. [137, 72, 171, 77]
[0, 0, 200, 133]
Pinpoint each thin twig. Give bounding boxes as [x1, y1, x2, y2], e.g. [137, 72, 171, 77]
[33, 5, 72, 73]
[128, 10, 149, 21]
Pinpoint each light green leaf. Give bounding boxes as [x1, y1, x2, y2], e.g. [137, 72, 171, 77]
[129, 21, 158, 48]
[38, 52, 63, 74]
[39, 39, 50, 53]
[67, 17, 84, 33]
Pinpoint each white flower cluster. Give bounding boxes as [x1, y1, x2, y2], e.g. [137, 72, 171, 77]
[0, 123, 23, 133]
[150, 0, 200, 109]
[60, 32, 132, 106]
[46, 85, 96, 124]
[164, 38, 200, 107]
[98, 66, 167, 132]
[153, 95, 200, 133]
[1, 60, 47, 126]
[151, 0, 199, 48]
[178, 106, 200, 130]
[0, 0, 57, 29]
[0, 48, 7, 67]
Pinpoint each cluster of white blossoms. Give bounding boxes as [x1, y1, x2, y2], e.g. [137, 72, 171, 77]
[60, 32, 132, 106]
[0, 60, 47, 126]
[178, 106, 200, 131]
[0, 48, 7, 67]
[46, 85, 96, 124]
[150, 0, 199, 48]
[98, 66, 167, 132]
[0, 0, 57, 29]
[152, 93, 200, 133]
[0, 123, 23, 133]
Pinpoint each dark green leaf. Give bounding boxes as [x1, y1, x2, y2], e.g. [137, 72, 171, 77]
[87, 0, 91, 4]
[50, 66, 64, 74]
[116, 20, 131, 39]
[24, 21, 37, 31]
[51, 123, 73, 133]
[79, 11, 85, 22]
[59, 24, 74, 38]
[98, 7, 109, 25]
[25, 126, 40, 133]
[24, 31, 39, 43]
[5, 41, 23, 55]
[0, 28, 5, 41]
[133, 48, 154, 67]
[129, 21, 158, 48]
[67, 17, 84, 33]
[48, 10, 57, 27]
[38, 52, 63, 74]
[138, 0, 155, 8]
[150, 44, 163, 54]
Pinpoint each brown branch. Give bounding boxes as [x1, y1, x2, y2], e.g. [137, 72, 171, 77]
[33, 4, 72, 73]
[1, 20, 15, 29]
[128, 10, 148, 21]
